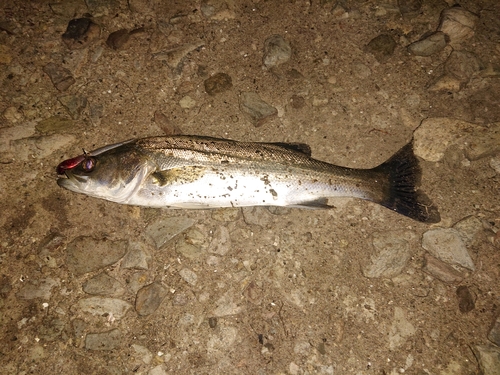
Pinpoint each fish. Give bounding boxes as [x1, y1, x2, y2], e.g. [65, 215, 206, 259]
[56, 135, 440, 223]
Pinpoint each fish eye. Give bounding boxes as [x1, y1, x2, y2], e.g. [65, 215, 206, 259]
[81, 157, 96, 172]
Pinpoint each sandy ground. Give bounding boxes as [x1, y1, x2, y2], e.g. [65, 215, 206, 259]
[1, 0, 499, 374]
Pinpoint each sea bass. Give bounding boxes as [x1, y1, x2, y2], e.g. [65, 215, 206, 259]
[56, 135, 440, 223]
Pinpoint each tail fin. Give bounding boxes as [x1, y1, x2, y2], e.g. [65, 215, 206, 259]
[373, 142, 440, 223]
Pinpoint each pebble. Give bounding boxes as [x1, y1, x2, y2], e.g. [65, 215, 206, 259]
[488, 315, 500, 346]
[362, 231, 415, 278]
[179, 268, 198, 286]
[145, 217, 195, 249]
[10, 134, 75, 161]
[208, 226, 231, 255]
[407, 32, 447, 56]
[453, 215, 483, 246]
[490, 156, 500, 174]
[76, 297, 132, 319]
[42, 63, 75, 91]
[85, 329, 122, 351]
[3, 106, 23, 123]
[262, 35, 292, 68]
[207, 325, 238, 355]
[351, 62, 371, 79]
[38, 318, 66, 341]
[153, 41, 205, 71]
[366, 34, 396, 62]
[456, 285, 475, 313]
[49, 0, 87, 17]
[422, 253, 464, 283]
[106, 29, 130, 50]
[438, 6, 478, 46]
[239, 91, 277, 127]
[473, 345, 500, 375]
[445, 50, 482, 82]
[389, 307, 416, 350]
[126, 271, 149, 294]
[176, 227, 206, 260]
[121, 241, 152, 270]
[135, 282, 168, 316]
[421, 228, 475, 270]
[131, 344, 153, 364]
[241, 206, 273, 227]
[212, 292, 244, 317]
[154, 110, 182, 135]
[65, 236, 128, 276]
[82, 273, 125, 296]
[148, 365, 168, 375]
[16, 278, 59, 300]
[36, 115, 74, 134]
[398, 0, 422, 18]
[58, 95, 88, 119]
[179, 95, 197, 109]
[204, 72, 233, 96]
[427, 75, 462, 92]
[463, 123, 500, 161]
[62, 18, 101, 50]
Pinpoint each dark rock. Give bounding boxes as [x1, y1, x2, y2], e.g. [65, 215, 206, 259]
[62, 17, 101, 50]
[204, 73, 233, 96]
[66, 236, 128, 276]
[38, 318, 65, 341]
[290, 95, 305, 109]
[366, 34, 397, 62]
[398, 0, 422, 17]
[43, 63, 75, 91]
[154, 111, 182, 135]
[488, 315, 500, 347]
[106, 29, 130, 50]
[135, 282, 168, 316]
[456, 285, 475, 313]
[85, 329, 122, 351]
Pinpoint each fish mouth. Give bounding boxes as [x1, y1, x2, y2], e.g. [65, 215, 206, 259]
[57, 172, 89, 191]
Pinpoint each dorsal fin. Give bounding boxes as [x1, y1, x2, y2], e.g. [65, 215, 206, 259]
[262, 142, 312, 156]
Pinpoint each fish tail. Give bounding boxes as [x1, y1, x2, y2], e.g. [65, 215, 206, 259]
[373, 142, 440, 223]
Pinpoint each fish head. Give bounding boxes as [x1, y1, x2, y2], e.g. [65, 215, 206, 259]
[56, 141, 156, 203]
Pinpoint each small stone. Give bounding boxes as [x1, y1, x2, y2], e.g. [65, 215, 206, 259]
[422, 253, 464, 283]
[66, 236, 128, 275]
[153, 110, 182, 135]
[438, 6, 478, 46]
[36, 116, 73, 134]
[362, 231, 415, 278]
[17, 278, 59, 300]
[148, 365, 168, 375]
[135, 282, 168, 316]
[146, 217, 195, 249]
[398, 0, 422, 17]
[49, 0, 88, 17]
[0, 275, 12, 296]
[76, 297, 132, 319]
[242, 207, 273, 227]
[179, 268, 198, 286]
[179, 95, 197, 109]
[38, 318, 65, 341]
[473, 345, 500, 375]
[204, 73, 232, 96]
[453, 215, 483, 245]
[464, 124, 500, 161]
[208, 317, 217, 328]
[82, 273, 125, 296]
[62, 17, 101, 50]
[85, 329, 122, 351]
[366, 34, 396, 62]
[43, 63, 75, 91]
[422, 228, 475, 270]
[121, 242, 152, 270]
[408, 32, 447, 56]
[445, 50, 482, 82]
[213, 292, 244, 317]
[427, 75, 462, 92]
[132, 344, 153, 364]
[389, 307, 416, 350]
[208, 226, 231, 255]
[58, 95, 87, 120]
[0, 44, 12, 64]
[289, 95, 305, 109]
[263, 35, 292, 68]
[106, 29, 130, 50]
[456, 285, 475, 313]
[240, 92, 277, 127]
[488, 315, 500, 347]
[490, 156, 500, 174]
[176, 240, 203, 260]
[127, 272, 149, 294]
[3, 106, 23, 123]
[153, 41, 205, 70]
[351, 62, 371, 79]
